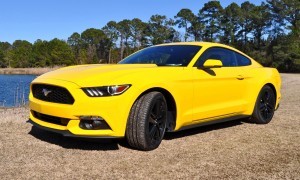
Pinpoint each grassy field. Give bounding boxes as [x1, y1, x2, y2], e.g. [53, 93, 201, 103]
[0, 67, 58, 75]
[0, 74, 299, 179]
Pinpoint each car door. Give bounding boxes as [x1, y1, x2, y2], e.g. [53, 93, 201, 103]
[191, 47, 247, 123]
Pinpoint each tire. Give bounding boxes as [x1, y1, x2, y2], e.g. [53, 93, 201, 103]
[251, 85, 276, 124]
[125, 91, 167, 151]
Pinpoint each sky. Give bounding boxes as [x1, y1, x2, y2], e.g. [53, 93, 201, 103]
[0, 0, 264, 44]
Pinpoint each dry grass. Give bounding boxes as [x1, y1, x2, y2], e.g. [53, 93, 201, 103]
[0, 67, 60, 75]
[0, 74, 299, 179]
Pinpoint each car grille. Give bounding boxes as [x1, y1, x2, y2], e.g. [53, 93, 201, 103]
[31, 110, 70, 126]
[32, 84, 75, 104]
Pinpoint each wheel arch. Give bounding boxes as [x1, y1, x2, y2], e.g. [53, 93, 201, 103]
[138, 87, 177, 131]
[265, 83, 277, 100]
[250, 82, 278, 115]
[250, 83, 277, 124]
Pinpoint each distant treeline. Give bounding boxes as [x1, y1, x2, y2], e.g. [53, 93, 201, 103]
[0, 0, 299, 72]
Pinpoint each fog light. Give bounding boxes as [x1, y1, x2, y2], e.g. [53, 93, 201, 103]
[79, 116, 111, 130]
[81, 121, 93, 129]
[92, 120, 102, 129]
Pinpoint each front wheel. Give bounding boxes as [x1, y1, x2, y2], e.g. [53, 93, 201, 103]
[251, 85, 276, 124]
[126, 92, 167, 151]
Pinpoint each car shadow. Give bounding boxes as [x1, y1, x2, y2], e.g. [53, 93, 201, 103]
[28, 118, 249, 150]
[164, 118, 247, 140]
[28, 126, 120, 150]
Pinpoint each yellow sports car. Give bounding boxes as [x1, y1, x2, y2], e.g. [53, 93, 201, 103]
[28, 42, 281, 150]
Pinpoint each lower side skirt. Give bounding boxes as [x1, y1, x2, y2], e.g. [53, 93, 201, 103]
[176, 115, 250, 132]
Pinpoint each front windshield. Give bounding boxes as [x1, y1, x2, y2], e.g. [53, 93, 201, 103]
[118, 45, 201, 66]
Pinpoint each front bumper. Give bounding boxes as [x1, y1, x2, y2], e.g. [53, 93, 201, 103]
[27, 119, 120, 138]
[29, 78, 136, 138]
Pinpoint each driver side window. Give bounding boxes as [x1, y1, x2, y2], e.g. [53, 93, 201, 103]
[195, 47, 237, 67]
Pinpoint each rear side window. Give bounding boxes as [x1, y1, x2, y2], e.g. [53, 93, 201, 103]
[235, 53, 251, 66]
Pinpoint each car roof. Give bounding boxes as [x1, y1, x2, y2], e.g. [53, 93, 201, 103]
[155, 41, 229, 48]
[155, 42, 252, 61]
[156, 41, 217, 46]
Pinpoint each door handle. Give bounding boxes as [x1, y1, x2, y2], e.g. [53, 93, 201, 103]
[237, 75, 244, 80]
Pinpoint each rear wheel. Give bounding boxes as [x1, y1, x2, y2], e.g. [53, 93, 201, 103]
[126, 92, 167, 151]
[251, 85, 276, 124]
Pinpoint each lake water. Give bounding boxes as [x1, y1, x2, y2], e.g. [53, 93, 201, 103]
[0, 74, 36, 107]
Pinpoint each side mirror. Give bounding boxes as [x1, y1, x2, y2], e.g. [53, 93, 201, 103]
[203, 59, 223, 68]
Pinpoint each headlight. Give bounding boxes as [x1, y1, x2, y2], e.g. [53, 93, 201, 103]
[82, 84, 131, 97]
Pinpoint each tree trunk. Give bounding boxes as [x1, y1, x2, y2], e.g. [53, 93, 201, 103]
[108, 48, 111, 64]
[185, 19, 188, 42]
[120, 35, 124, 60]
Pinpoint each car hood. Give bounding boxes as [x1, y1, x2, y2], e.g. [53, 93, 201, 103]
[37, 64, 158, 87]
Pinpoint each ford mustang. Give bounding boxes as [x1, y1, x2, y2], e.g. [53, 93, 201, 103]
[28, 42, 281, 150]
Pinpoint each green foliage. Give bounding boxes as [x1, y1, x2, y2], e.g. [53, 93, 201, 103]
[32, 40, 49, 67]
[9, 40, 33, 68]
[221, 3, 242, 44]
[0, 42, 12, 67]
[200, 1, 224, 41]
[239, 1, 256, 45]
[0, 51, 5, 68]
[175, 9, 195, 41]
[130, 18, 147, 50]
[148, 15, 177, 45]
[251, 2, 271, 49]
[48, 38, 75, 66]
[0, 0, 299, 72]
[80, 28, 110, 63]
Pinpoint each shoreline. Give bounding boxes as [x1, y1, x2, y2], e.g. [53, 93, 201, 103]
[0, 67, 60, 75]
[0, 105, 28, 109]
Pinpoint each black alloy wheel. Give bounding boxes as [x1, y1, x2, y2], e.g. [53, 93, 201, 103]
[126, 91, 167, 151]
[252, 85, 276, 124]
[148, 98, 167, 145]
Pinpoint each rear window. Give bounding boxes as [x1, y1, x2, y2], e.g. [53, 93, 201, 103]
[236, 53, 251, 66]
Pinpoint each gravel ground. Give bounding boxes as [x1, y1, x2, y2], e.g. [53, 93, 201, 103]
[0, 73, 299, 179]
